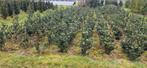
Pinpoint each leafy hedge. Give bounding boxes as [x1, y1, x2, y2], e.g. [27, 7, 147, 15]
[0, 25, 6, 50]
[142, 3, 147, 15]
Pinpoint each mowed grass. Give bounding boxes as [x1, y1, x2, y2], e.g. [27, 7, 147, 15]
[0, 52, 146, 68]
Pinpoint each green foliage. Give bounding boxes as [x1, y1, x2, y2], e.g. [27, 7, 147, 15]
[21, 7, 81, 53]
[122, 37, 145, 60]
[80, 21, 93, 55]
[97, 5, 146, 60]
[121, 14, 146, 60]
[0, 24, 8, 50]
[87, 0, 101, 8]
[125, 0, 146, 13]
[95, 5, 146, 59]
[0, 1, 8, 19]
[142, 3, 147, 15]
[144, 41, 147, 50]
[0, 31, 5, 50]
[86, 0, 123, 8]
[96, 18, 114, 54]
[0, 5, 146, 60]
[0, 0, 54, 19]
[95, 5, 124, 54]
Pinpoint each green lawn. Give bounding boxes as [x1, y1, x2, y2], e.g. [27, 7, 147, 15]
[0, 52, 146, 68]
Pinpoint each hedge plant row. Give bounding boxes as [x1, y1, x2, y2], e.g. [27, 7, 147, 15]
[0, 5, 146, 60]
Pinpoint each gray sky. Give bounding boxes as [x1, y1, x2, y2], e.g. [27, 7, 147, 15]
[50, 1, 75, 6]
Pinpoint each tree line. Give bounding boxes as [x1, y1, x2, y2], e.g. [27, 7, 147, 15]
[83, 0, 147, 15]
[0, 0, 54, 19]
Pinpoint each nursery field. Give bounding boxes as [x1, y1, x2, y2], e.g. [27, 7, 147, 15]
[0, 0, 146, 68]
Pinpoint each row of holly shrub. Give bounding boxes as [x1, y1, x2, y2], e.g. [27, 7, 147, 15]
[0, 0, 54, 19]
[0, 5, 146, 60]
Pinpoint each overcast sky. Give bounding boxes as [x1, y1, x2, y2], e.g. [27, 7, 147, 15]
[50, 1, 75, 5]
